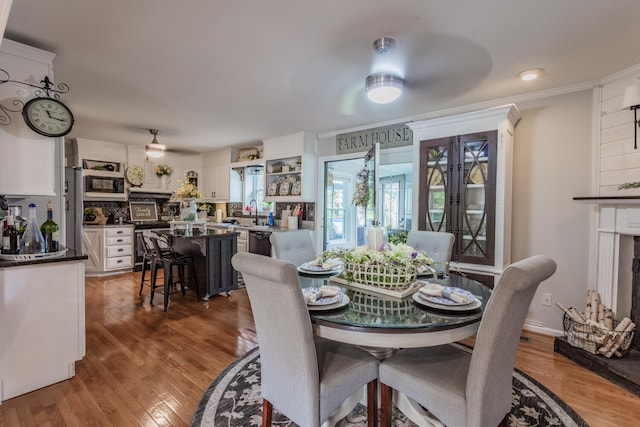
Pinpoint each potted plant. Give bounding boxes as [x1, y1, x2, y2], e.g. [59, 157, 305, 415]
[84, 207, 98, 222]
[170, 174, 206, 220]
[322, 243, 434, 289]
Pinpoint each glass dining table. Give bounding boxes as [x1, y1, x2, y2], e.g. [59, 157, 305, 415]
[298, 271, 492, 426]
[299, 272, 492, 354]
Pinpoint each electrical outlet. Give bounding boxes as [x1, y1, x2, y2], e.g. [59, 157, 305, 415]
[542, 293, 552, 306]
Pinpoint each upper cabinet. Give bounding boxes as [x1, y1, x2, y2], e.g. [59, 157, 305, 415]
[262, 132, 317, 202]
[202, 147, 241, 202]
[409, 105, 520, 282]
[0, 40, 57, 197]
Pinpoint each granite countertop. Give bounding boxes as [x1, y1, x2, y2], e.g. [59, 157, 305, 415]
[83, 223, 135, 228]
[0, 248, 88, 269]
[161, 229, 240, 239]
[207, 222, 285, 232]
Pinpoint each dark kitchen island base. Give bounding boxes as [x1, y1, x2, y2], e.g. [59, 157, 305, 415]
[167, 229, 239, 298]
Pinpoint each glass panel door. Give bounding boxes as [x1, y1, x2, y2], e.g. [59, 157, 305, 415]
[457, 132, 496, 265]
[418, 138, 450, 232]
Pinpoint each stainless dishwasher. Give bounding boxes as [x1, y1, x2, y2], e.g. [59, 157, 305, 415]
[248, 230, 272, 256]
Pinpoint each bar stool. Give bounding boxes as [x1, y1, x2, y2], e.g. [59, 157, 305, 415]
[138, 233, 173, 296]
[150, 235, 200, 311]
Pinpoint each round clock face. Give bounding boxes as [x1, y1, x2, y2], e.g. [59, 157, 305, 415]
[126, 165, 144, 186]
[22, 97, 75, 137]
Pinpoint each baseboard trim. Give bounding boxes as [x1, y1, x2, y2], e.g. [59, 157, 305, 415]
[524, 320, 564, 337]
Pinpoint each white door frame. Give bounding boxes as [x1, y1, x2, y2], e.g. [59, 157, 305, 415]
[315, 152, 366, 255]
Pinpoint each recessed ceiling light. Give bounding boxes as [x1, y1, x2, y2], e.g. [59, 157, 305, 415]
[518, 68, 544, 81]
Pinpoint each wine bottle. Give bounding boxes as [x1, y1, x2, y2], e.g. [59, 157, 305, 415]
[40, 200, 60, 253]
[2, 215, 20, 254]
[20, 203, 46, 254]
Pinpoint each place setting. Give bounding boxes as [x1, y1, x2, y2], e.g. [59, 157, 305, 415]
[297, 258, 343, 277]
[302, 285, 350, 311]
[412, 281, 482, 312]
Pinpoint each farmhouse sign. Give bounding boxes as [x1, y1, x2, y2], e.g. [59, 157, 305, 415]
[336, 123, 413, 154]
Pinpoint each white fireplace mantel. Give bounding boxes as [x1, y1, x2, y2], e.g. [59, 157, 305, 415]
[578, 197, 640, 315]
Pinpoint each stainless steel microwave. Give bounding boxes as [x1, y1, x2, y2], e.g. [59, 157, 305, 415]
[84, 175, 126, 199]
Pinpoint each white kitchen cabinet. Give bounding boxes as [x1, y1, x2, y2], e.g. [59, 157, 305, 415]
[0, 40, 57, 196]
[104, 227, 133, 272]
[83, 225, 134, 275]
[262, 132, 317, 202]
[202, 148, 242, 202]
[0, 259, 85, 402]
[203, 165, 231, 201]
[0, 138, 57, 196]
[82, 227, 103, 274]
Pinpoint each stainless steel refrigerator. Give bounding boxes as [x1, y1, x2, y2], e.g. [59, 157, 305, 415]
[64, 167, 83, 253]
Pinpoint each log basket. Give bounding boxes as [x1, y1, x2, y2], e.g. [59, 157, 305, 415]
[563, 313, 634, 358]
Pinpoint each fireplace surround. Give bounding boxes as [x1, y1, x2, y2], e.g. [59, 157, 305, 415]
[554, 197, 640, 396]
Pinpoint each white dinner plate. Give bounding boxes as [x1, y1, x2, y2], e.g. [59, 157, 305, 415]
[412, 292, 481, 312]
[303, 287, 342, 306]
[418, 287, 475, 306]
[298, 262, 342, 275]
[307, 294, 350, 311]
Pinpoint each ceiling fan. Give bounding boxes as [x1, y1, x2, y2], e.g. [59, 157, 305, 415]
[145, 128, 199, 158]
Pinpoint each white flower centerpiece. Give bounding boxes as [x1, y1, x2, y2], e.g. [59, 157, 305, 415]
[170, 174, 206, 221]
[323, 243, 434, 290]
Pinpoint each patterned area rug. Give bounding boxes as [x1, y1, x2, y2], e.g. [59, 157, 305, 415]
[191, 346, 589, 427]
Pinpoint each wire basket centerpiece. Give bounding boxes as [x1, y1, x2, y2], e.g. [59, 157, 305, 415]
[323, 243, 433, 290]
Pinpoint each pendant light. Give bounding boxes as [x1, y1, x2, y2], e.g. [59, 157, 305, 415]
[145, 129, 165, 158]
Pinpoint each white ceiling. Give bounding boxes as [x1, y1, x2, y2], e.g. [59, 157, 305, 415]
[4, 0, 640, 154]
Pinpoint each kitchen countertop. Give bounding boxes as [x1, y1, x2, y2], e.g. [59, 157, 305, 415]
[207, 222, 289, 232]
[160, 229, 240, 239]
[0, 248, 88, 269]
[83, 223, 135, 228]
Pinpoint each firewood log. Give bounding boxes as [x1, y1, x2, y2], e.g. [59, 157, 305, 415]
[555, 302, 586, 323]
[604, 308, 613, 330]
[590, 292, 601, 322]
[599, 317, 635, 357]
[597, 303, 606, 323]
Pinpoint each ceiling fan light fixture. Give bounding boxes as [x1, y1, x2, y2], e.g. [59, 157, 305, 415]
[145, 129, 166, 158]
[518, 68, 543, 81]
[366, 73, 404, 104]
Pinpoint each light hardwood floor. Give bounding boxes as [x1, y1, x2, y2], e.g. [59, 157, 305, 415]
[1, 271, 639, 426]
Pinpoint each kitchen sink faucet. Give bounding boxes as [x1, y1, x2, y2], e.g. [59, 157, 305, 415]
[249, 199, 258, 225]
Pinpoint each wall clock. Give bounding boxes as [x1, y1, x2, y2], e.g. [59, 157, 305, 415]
[22, 97, 75, 137]
[126, 165, 144, 187]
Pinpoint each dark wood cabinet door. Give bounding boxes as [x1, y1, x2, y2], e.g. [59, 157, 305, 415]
[418, 130, 497, 266]
[418, 137, 451, 233]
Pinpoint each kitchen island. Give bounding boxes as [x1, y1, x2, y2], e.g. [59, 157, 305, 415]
[164, 229, 239, 298]
[0, 249, 88, 402]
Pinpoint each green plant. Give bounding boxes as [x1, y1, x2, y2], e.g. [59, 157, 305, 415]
[387, 229, 408, 244]
[84, 207, 98, 215]
[618, 181, 640, 190]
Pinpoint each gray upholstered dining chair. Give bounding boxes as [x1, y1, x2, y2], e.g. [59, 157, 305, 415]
[406, 230, 455, 274]
[379, 255, 557, 427]
[231, 252, 380, 427]
[269, 229, 316, 267]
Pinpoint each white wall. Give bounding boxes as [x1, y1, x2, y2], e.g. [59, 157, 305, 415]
[512, 90, 593, 333]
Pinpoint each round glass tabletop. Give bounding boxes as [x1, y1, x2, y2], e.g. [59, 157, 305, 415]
[301, 274, 492, 333]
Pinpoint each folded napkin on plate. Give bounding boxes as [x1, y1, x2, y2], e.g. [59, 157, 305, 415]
[307, 259, 340, 270]
[305, 285, 340, 304]
[419, 283, 473, 304]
